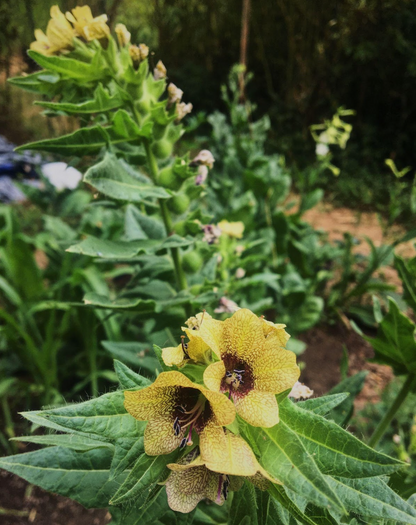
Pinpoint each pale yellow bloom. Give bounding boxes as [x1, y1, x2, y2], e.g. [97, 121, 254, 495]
[30, 6, 75, 56]
[115, 23, 131, 47]
[154, 60, 167, 80]
[162, 312, 212, 367]
[192, 150, 215, 169]
[218, 220, 244, 239]
[129, 44, 149, 63]
[167, 83, 183, 105]
[124, 371, 235, 458]
[199, 309, 300, 427]
[66, 6, 110, 41]
[176, 102, 193, 122]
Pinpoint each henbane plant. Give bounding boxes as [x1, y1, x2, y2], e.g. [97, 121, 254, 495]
[2, 5, 416, 524]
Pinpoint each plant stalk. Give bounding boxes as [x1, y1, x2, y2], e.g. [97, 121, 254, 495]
[144, 140, 189, 294]
[368, 373, 416, 448]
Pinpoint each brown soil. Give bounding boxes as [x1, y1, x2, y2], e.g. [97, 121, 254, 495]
[299, 323, 394, 412]
[0, 469, 110, 525]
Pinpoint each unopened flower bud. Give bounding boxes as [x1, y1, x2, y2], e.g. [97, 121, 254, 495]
[191, 150, 215, 169]
[154, 60, 167, 80]
[214, 297, 240, 314]
[176, 102, 193, 122]
[235, 268, 246, 279]
[167, 83, 183, 105]
[195, 165, 208, 186]
[129, 43, 149, 63]
[393, 434, 401, 445]
[115, 23, 131, 47]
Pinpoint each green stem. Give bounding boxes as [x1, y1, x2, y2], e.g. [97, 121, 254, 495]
[144, 140, 189, 294]
[369, 373, 416, 448]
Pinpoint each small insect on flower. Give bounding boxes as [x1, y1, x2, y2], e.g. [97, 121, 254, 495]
[199, 309, 300, 427]
[124, 371, 235, 458]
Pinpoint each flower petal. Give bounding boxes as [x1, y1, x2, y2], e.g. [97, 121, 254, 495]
[144, 417, 183, 455]
[124, 384, 177, 420]
[198, 318, 224, 358]
[166, 467, 208, 512]
[261, 319, 290, 347]
[253, 335, 300, 393]
[183, 328, 211, 363]
[203, 389, 236, 426]
[162, 344, 186, 367]
[203, 361, 226, 392]
[234, 390, 279, 427]
[222, 309, 265, 361]
[203, 431, 260, 477]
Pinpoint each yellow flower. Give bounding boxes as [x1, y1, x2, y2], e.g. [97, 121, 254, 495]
[124, 371, 235, 458]
[199, 309, 300, 427]
[218, 220, 244, 239]
[115, 23, 131, 47]
[165, 433, 279, 512]
[165, 448, 243, 513]
[154, 60, 167, 80]
[129, 44, 149, 63]
[66, 6, 110, 41]
[162, 312, 212, 367]
[30, 6, 75, 56]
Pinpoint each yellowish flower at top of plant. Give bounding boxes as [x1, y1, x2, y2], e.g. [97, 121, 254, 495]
[124, 371, 235, 459]
[288, 381, 314, 400]
[176, 102, 193, 122]
[192, 150, 215, 169]
[154, 60, 167, 80]
[66, 5, 110, 41]
[30, 6, 75, 56]
[199, 309, 299, 427]
[115, 23, 131, 47]
[162, 312, 212, 367]
[217, 220, 244, 239]
[129, 44, 149, 63]
[167, 83, 184, 105]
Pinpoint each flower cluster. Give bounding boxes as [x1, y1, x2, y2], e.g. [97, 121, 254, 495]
[30, 5, 110, 56]
[124, 308, 300, 513]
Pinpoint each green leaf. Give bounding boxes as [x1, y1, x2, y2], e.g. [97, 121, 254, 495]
[16, 110, 152, 156]
[28, 50, 108, 81]
[365, 297, 416, 374]
[395, 255, 416, 312]
[0, 446, 120, 508]
[157, 235, 195, 251]
[229, 481, 258, 525]
[40, 390, 146, 441]
[8, 70, 63, 95]
[244, 422, 346, 513]
[67, 236, 158, 258]
[110, 451, 178, 505]
[279, 398, 402, 478]
[288, 296, 323, 333]
[12, 434, 113, 451]
[110, 437, 145, 480]
[326, 477, 416, 524]
[124, 205, 166, 240]
[36, 84, 123, 114]
[83, 292, 156, 312]
[327, 371, 368, 426]
[269, 485, 320, 525]
[104, 344, 160, 376]
[84, 153, 170, 202]
[113, 359, 153, 389]
[297, 393, 350, 416]
[153, 345, 171, 372]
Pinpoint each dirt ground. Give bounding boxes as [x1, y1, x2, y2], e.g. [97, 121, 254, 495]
[0, 203, 410, 524]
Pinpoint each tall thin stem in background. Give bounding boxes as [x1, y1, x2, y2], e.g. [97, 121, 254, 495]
[239, 0, 251, 102]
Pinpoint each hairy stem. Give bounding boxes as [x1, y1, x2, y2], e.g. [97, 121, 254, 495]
[369, 373, 416, 448]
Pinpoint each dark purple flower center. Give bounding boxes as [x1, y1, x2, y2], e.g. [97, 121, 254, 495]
[172, 388, 212, 448]
[220, 356, 254, 399]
